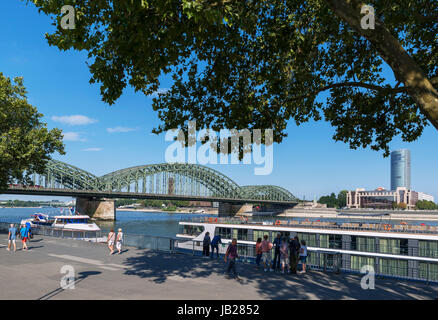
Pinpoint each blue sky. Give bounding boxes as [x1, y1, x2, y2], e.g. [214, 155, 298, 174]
[1, 1, 437, 202]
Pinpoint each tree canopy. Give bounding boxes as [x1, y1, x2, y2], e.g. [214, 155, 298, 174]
[318, 190, 347, 208]
[0, 73, 65, 190]
[415, 200, 438, 210]
[27, 0, 438, 155]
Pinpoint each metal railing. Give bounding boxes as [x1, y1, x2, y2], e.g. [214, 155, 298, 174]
[0, 222, 103, 242]
[180, 217, 438, 235]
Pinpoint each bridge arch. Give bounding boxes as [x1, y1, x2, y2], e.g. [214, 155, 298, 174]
[99, 163, 242, 198]
[29, 160, 297, 202]
[239, 185, 298, 202]
[36, 160, 100, 190]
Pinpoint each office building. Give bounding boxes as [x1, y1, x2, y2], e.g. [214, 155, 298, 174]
[417, 192, 435, 203]
[391, 149, 411, 190]
[347, 187, 418, 209]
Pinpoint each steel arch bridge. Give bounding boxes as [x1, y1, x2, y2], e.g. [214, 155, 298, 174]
[26, 160, 298, 202]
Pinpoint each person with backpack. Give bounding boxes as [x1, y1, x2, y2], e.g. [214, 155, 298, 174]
[25, 221, 32, 244]
[202, 232, 211, 257]
[20, 224, 29, 251]
[210, 234, 222, 258]
[224, 238, 239, 280]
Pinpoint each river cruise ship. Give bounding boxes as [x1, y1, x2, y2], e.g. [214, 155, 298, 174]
[176, 217, 438, 282]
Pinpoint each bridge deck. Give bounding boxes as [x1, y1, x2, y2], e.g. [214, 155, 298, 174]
[1, 235, 437, 300]
[4, 186, 297, 205]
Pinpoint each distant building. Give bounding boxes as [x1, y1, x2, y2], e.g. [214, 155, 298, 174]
[189, 201, 212, 207]
[347, 187, 418, 209]
[295, 201, 327, 209]
[417, 192, 435, 203]
[391, 149, 411, 190]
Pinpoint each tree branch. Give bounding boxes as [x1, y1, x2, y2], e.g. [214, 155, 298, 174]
[324, 0, 438, 131]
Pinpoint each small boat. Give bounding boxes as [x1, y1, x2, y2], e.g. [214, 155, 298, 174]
[21, 214, 100, 232]
[52, 215, 100, 231]
[21, 213, 53, 227]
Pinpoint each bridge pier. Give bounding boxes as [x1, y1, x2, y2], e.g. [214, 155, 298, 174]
[218, 203, 253, 217]
[76, 197, 116, 221]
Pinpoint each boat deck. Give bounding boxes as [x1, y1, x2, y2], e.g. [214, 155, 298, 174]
[182, 217, 438, 235]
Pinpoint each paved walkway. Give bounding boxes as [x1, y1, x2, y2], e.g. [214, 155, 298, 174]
[1, 235, 437, 300]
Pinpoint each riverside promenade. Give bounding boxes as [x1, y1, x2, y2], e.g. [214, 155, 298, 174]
[1, 234, 438, 300]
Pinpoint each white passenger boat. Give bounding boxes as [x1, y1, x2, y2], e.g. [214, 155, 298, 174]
[176, 217, 438, 281]
[51, 215, 100, 231]
[21, 214, 100, 232]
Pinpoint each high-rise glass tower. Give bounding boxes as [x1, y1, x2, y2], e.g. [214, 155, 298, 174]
[390, 149, 411, 190]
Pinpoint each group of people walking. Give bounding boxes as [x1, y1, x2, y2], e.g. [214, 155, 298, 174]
[7, 223, 32, 252]
[107, 228, 124, 255]
[203, 231, 308, 279]
[256, 233, 307, 274]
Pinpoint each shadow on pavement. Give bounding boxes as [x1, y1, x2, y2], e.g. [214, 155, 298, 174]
[122, 250, 438, 300]
[37, 271, 101, 300]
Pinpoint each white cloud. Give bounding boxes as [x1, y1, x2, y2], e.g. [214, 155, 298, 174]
[82, 148, 103, 152]
[107, 126, 139, 133]
[148, 88, 169, 97]
[62, 132, 86, 142]
[52, 115, 97, 126]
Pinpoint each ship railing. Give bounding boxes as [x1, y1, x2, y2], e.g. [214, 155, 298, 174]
[178, 217, 438, 234]
[173, 239, 438, 283]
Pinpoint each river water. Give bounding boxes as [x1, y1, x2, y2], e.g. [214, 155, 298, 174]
[0, 208, 209, 238]
[1, 207, 437, 238]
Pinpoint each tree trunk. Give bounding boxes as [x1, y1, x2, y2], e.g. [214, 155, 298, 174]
[324, 0, 438, 131]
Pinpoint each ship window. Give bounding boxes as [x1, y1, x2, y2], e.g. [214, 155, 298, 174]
[236, 229, 248, 241]
[319, 234, 342, 249]
[351, 236, 375, 252]
[419, 241, 438, 258]
[419, 262, 438, 281]
[379, 258, 408, 277]
[296, 233, 316, 247]
[379, 238, 407, 255]
[350, 255, 375, 271]
[253, 230, 269, 242]
[319, 234, 329, 248]
[180, 225, 204, 236]
[217, 227, 232, 239]
[400, 239, 409, 255]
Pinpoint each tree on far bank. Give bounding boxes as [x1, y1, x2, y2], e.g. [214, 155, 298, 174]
[319, 190, 348, 208]
[337, 190, 348, 208]
[319, 192, 338, 208]
[397, 202, 407, 210]
[415, 200, 438, 210]
[27, 0, 438, 156]
[0, 73, 65, 190]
